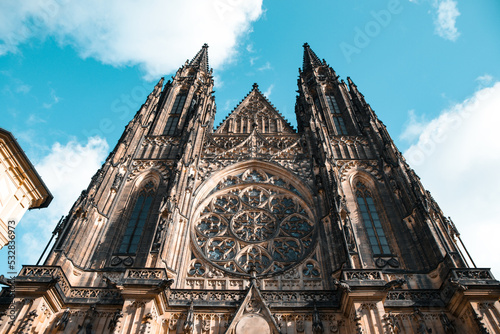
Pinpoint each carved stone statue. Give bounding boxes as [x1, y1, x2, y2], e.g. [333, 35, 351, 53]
[440, 312, 456, 334]
[332, 278, 351, 292]
[384, 278, 407, 291]
[76, 320, 93, 334]
[55, 308, 70, 330]
[385, 313, 401, 334]
[183, 302, 194, 334]
[108, 310, 123, 331]
[312, 304, 324, 334]
[296, 318, 305, 333]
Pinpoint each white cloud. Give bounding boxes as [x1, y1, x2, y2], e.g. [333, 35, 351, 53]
[400, 109, 429, 142]
[27, 113, 47, 125]
[213, 75, 224, 89]
[223, 99, 238, 112]
[258, 61, 272, 71]
[403, 82, 500, 278]
[476, 74, 494, 87]
[246, 43, 255, 53]
[263, 83, 274, 98]
[250, 56, 260, 66]
[14, 137, 109, 266]
[42, 87, 60, 109]
[0, 0, 263, 78]
[15, 84, 31, 94]
[433, 0, 460, 41]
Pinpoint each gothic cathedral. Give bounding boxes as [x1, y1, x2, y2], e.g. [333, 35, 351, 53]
[2, 44, 499, 333]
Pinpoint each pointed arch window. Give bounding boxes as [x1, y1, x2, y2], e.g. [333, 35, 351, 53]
[355, 182, 390, 255]
[118, 181, 155, 254]
[314, 97, 323, 114]
[163, 92, 187, 135]
[326, 95, 348, 135]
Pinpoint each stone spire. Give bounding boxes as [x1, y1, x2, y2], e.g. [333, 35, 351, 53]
[302, 42, 323, 71]
[189, 43, 210, 72]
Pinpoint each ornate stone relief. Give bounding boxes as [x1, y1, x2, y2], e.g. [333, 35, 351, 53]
[204, 131, 303, 161]
[126, 159, 174, 181]
[337, 160, 382, 182]
[142, 135, 181, 147]
[199, 128, 314, 183]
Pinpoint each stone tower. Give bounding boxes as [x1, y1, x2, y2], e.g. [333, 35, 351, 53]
[2, 44, 499, 333]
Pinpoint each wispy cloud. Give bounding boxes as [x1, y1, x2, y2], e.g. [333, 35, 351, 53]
[1, 72, 32, 96]
[258, 61, 272, 71]
[476, 74, 494, 87]
[42, 88, 60, 109]
[263, 84, 274, 98]
[250, 56, 260, 66]
[213, 74, 224, 89]
[400, 109, 428, 142]
[223, 99, 238, 112]
[15, 84, 31, 94]
[27, 113, 47, 125]
[0, 1, 263, 78]
[403, 82, 500, 277]
[433, 0, 460, 41]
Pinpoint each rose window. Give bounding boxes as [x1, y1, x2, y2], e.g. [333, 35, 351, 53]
[192, 169, 316, 276]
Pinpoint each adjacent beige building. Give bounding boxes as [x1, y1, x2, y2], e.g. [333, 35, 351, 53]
[0, 128, 52, 248]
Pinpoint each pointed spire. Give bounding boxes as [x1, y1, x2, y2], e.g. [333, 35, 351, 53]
[189, 43, 210, 72]
[347, 77, 364, 101]
[303, 42, 322, 71]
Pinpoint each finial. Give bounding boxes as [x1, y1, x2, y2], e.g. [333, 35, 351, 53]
[303, 42, 309, 48]
[203, 43, 208, 48]
[252, 83, 259, 90]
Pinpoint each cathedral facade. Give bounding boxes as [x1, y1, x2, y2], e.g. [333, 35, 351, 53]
[1, 44, 499, 333]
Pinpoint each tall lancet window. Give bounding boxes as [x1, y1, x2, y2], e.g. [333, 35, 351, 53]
[163, 92, 187, 135]
[326, 95, 348, 135]
[355, 182, 390, 255]
[119, 181, 155, 254]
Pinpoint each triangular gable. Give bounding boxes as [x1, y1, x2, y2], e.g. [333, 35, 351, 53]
[216, 83, 295, 134]
[225, 281, 281, 334]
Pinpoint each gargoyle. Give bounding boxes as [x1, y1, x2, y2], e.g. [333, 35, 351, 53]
[384, 278, 407, 291]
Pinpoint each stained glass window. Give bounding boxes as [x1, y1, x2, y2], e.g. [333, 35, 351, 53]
[163, 92, 187, 135]
[118, 181, 155, 254]
[193, 169, 316, 276]
[355, 182, 390, 255]
[326, 95, 348, 135]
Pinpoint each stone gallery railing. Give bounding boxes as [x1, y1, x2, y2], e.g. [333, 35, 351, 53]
[17, 266, 123, 304]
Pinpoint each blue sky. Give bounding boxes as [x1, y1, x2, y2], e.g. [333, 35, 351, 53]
[1, 0, 500, 277]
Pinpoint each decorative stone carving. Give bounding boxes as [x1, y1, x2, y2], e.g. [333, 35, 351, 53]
[184, 303, 195, 334]
[142, 135, 181, 147]
[192, 168, 316, 277]
[413, 309, 432, 334]
[312, 304, 324, 334]
[125, 269, 166, 279]
[343, 270, 383, 281]
[55, 308, 70, 330]
[332, 278, 351, 293]
[108, 310, 123, 332]
[384, 278, 406, 291]
[338, 160, 382, 182]
[127, 160, 174, 181]
[440, 312, 456, 334]
[384, 312, 401, 334]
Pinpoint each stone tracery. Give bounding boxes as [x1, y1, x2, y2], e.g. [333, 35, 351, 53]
[192, 168, 316, 276]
